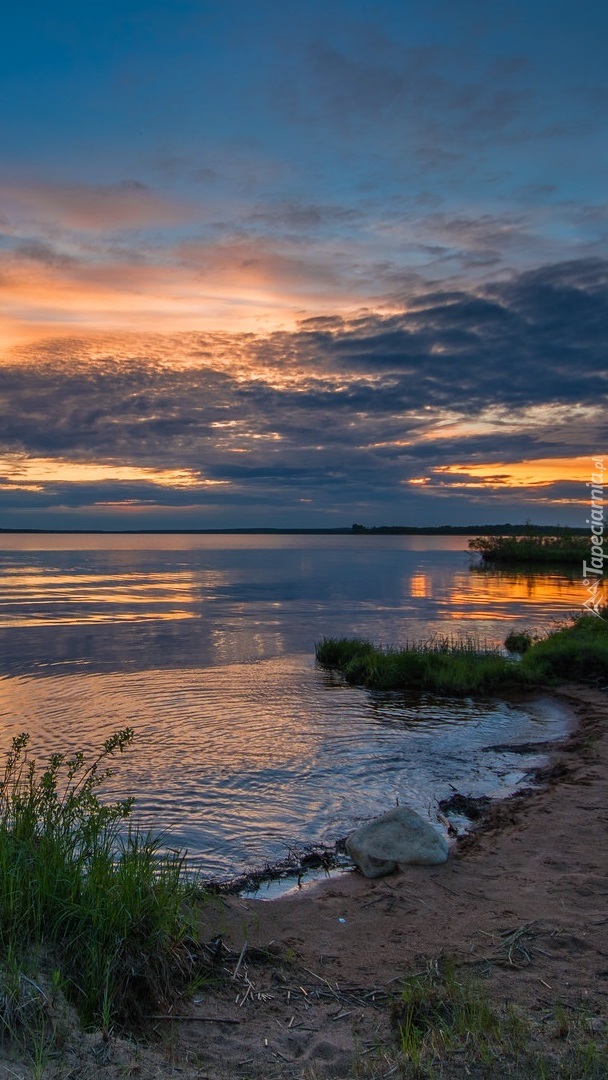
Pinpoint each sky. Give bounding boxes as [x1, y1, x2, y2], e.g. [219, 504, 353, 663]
[0, 0, 606, 529]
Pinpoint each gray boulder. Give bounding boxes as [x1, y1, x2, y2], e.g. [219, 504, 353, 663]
[346, 806, 449, 878]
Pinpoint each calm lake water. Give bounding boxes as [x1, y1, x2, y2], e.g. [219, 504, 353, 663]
[0, 534, 583, 879]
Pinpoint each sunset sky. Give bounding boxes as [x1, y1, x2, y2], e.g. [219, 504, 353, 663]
[0, 0, 606, 529]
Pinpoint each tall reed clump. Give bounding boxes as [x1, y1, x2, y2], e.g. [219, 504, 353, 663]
[0, 728, 199, 1034]
[469, 534, 589, 565]
[316, 610, 608, 694]
[316, 634, 517, 694]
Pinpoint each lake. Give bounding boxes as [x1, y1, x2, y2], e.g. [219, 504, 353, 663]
[0, 533, 582, 879]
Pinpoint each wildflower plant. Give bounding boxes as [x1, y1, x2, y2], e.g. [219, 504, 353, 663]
[0, 728, 197, 1031]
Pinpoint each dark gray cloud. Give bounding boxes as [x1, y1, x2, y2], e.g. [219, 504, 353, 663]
[283, 34, 528, 147]
[0, 259, 606, 526]
[248, 202, 362, 230]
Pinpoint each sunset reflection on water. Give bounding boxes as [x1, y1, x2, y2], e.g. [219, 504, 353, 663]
[0, 534, 582, 877]
[427, 566, 581, 624]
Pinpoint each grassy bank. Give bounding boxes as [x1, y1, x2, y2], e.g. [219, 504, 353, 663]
[0, 728, 202, 1051]
[469, 534, 590, 565]
[316, 610, 608, 694]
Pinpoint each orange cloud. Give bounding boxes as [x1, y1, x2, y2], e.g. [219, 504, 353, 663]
[177, 236, 343, 293]
[0, 231, 367, 346]
[434, 457, 596, 488]
[416, 404, 603, 444]
[0, 176, 383, 343]
[0, 257, 298, 345]
[0, 455, 230, 491]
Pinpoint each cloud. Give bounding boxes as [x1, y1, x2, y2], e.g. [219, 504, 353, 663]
[0, 258, 605, 526]
[176, 235, 346, 293]
[0, 179, 190, 232]
[276, 26, 534, 158]
[0, 199, 384, 340]
[430, 458, 595, 489]
[0, 454, 227, 491]
[1, 164, 606, 350]
[247, 202, 362, 231]
[11, 240, 77, 268]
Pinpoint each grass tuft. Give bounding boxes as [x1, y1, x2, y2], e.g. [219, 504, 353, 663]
[315, 636, 376, 668]
[393, 959, 526, 1075]
[391, 960, 608, 1078]
[504, 630, 535, 653]
[0, 729, 201, 1036]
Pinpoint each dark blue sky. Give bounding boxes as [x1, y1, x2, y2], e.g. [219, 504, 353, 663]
[0, 1, 606, 527]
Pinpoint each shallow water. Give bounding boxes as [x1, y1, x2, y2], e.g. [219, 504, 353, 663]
[0, 534, 582, 877]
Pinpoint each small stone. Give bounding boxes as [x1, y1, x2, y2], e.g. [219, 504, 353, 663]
[587, 1017, 605, 1034]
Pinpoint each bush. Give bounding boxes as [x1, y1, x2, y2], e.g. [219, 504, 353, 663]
[504, 631, 534, 654]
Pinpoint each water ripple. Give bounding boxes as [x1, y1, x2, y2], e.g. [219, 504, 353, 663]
[0, 536, 581, 877]
[0, 654, 573, 877]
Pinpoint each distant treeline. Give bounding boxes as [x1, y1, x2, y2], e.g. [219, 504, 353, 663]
[351, 523, 587, 536]
[0, 523, 587, 537]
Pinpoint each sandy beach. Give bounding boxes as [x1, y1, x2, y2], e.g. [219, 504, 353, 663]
[1, 683, 606, 1079]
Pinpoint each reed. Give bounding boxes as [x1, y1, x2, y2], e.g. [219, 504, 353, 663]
[469, 534, 589, 565]
[316, 610, 608, 694]
[316, 633, 516, 693]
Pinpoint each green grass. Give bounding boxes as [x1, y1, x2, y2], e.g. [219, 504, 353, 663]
[316, 610, 608, 694]
[393, 959, 526, 1075]
[469, 534, 590, 565]
[0, 728, 202, 1040]
[391, 959, 608, 1078]
[519, 611, 608, 683]
[316, 633, 517, 694]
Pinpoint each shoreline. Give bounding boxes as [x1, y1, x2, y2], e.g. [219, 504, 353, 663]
[209, 688, 575, 902]
[199, 685, 575, 902]
[0, 525, 586, 536]
[2, 682, 606, 1078]
[186, 682, 608, 1076]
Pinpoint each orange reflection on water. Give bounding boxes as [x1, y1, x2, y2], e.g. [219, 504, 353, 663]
[444, 568, 582, 620]
[409, 573, 432, 598]
[0, 565, 228, 628]
[1, 611, 197, 629]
